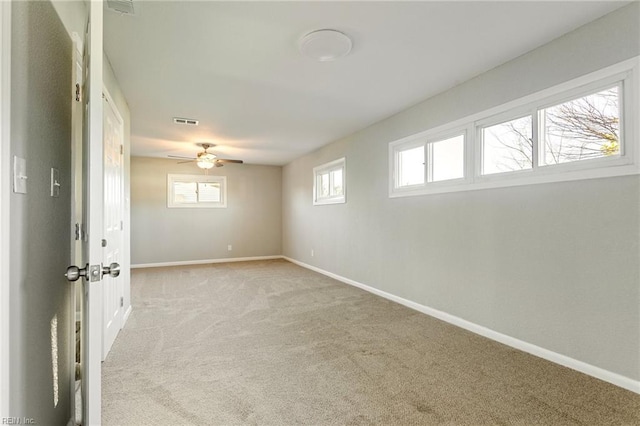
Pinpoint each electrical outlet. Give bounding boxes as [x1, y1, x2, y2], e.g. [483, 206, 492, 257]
[227, 245, 232, 251]
[311, 249, 314, 257]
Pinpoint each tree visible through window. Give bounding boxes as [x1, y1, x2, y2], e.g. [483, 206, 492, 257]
[390, 62, 635, 197]
[482, 116, 533, 174]
[481, 86, 621, 174]
[541, 86, 620, 165]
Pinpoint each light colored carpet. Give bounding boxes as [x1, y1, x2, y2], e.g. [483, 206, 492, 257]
[102, 259, 640, 425]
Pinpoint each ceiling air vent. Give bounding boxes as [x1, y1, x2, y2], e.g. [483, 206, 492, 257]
[106, 0, 137, 15]
[173, 117, 199, 126]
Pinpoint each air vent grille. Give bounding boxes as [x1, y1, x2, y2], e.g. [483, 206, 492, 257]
[173, 117, 199, 126]
[106, 0, 136, 15]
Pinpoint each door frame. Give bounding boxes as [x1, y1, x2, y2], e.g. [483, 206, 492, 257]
[0, 0, 11, 418]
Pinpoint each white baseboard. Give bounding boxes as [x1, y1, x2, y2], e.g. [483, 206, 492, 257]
[282, 256, 640, 395]
[131, 255, 283, 269]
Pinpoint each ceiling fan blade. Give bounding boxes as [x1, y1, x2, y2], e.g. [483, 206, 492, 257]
[216, 159, 243, 164]
[168, 155, 195, 160]
[177, 160, 195, 164]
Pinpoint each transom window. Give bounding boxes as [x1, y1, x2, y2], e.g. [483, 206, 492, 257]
[479, 84, 622, 176]
[167, 174, 227, 208]
[481, 115, 533, 175]
[393, 131, 467, 191]
[389, 57, 637, 197]
[540, 85, 620, 166]
[313, 158, 346, 205]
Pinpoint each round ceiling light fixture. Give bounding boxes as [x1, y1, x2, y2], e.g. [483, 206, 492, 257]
[298, 29, 352, 62]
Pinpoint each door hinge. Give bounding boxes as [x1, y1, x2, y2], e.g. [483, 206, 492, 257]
[120, 220, 124, 231]
[120, 297, 124, 308]
[75, 83, 82, 102]
[120, 144, 124, 155]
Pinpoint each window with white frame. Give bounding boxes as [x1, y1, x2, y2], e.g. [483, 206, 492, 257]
[313, 158, 346, 205]
[478, 84, 622, 176]
[389, 57, 638, 197]
[167, 174, 227, 208]
[539, 85, 620, 166]
[392, 130, 467, 191]
[429, 133, 466, 182]
[480, 114, 533, 175]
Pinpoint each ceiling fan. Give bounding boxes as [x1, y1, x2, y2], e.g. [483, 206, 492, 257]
[168, 143, 243, 169]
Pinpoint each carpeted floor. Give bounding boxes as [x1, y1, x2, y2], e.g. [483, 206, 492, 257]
[102, 259, 640, 425]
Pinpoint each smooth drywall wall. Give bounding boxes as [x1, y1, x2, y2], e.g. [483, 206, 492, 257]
[10, 1, 72, 421]
[52, 0, 86, 40]
[131, 157, 282, 264]
[283, 4, 640, 382]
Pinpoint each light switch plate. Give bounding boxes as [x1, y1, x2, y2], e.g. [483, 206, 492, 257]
[13, 156, 27, 194]
[51, 168, 60, 197]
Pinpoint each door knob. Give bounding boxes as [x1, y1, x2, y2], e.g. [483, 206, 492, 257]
[65, 264, 89, 282]
[102, 262, 121, 278]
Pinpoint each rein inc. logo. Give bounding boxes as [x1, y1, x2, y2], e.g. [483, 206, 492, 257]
[1, 419, 35, 425]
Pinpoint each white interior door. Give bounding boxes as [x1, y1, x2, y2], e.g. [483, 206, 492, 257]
[80, 2, 105, 424]
[102, 92, 124, 360]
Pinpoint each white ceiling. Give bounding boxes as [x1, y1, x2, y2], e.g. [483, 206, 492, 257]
[104, 1, 627, 166]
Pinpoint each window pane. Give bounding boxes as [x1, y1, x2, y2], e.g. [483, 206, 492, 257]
[540, 86, 620, 165]
[173, 182, 197, 204]
[482, 116, 533, 175]
[198, 182, 221, 203]
[398, 145, 425, 187]
[320, 173, 330, 197]
[330, 169, 343, 196]
[429, 134, 464, 182]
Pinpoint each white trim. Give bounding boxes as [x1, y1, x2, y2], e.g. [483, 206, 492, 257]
[282, 256, 640, 395]
[0, 0, 10, 418]
[389, 56, 640, 198]
[131, 255, 283, 269]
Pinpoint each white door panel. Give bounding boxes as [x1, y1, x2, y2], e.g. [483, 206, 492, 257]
[102, 93, 124, 360]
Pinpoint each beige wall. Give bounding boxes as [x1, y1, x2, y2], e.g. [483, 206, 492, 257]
[131, 157, 282, 265]
[282, 3, 640, 382]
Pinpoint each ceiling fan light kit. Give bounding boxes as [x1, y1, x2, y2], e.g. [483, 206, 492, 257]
[298, 29, 352, 62]
[196, 159, 215, 169]
[168, 142, 244, 170]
